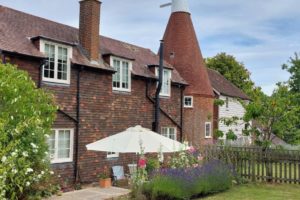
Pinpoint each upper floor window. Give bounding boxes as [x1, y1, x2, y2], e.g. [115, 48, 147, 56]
[40, 40, 72, 84]
[162, 127, 177, 141]
[184, 96, 193, 108]
[47, 129, 74, 164]
[111, 56, 132, 92]
[205, 122, 212, 138]
[155, 68, 172, 97]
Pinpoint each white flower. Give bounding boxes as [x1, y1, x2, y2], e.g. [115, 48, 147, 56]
[45, 134, 50, 138]
[37, 174, 42, 179]
[26, 181, 30, 187]
[26, 168, 33, 173]
[12, 169, 17, 174]
[30, 143, 37, 149]
[11, 152, 17, 157]
[22, 151, 28, 157]
[50, 171, 54, 175]
[41, 171, 45, 175]
[1, 156, 7, 163]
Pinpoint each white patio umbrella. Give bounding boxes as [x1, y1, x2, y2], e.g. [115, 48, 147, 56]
[86, 125, 188, 153]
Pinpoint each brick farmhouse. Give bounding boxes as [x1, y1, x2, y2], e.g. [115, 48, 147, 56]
[0, 0, 249, 185]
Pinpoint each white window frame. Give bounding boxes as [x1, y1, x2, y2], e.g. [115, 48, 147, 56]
[110, 56, 132, 92]
[48, 128, 74, 164]
[107, 152, 119, 158]
[225, 97, 229, 110]
[40, 40, 72, 85]
[161, 127, 177, 141]
[184, 96, 193, 108]
[155, 67, 172, 97]
[205, 122, 212, 139]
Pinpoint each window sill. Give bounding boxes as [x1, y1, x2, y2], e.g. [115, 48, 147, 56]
[159, 95, 171, 99]
[51, 160, 73, 164]
[184, 106, 193, 109]
[42, 80, 70, 87]
[205, 137, 212, 139]
[113, 90, 131, 95]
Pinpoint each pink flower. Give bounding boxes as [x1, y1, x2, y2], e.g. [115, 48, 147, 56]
[188, 146, 196, 153]
[138, 158, 147, 168]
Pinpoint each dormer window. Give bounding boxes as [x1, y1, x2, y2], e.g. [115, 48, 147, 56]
[155, 68, 172, 97]
[40, 40, 72, 84]
[111, 56, 132, 92]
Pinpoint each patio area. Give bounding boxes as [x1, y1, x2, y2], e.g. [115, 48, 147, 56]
[47, 187, 130, 200]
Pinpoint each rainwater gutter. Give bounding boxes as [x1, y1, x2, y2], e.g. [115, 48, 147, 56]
[74, 66, 83, 184]
[154, 40, 164, 132]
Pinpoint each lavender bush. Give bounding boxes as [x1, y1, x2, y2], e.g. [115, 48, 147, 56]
[143, 160, 234, 200]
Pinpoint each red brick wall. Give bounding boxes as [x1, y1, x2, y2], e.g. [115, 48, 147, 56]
[6, 55, 183, 184]
[183, 96, 214, 148]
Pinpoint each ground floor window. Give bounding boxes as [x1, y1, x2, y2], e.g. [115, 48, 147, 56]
[161, 127, 177, 140]
[205, 122, 212, 138]
[107, 151, 119, 158]
[48, 129, 74, 164]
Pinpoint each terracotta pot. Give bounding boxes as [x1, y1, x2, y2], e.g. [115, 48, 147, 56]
[99, 178, 111, 188]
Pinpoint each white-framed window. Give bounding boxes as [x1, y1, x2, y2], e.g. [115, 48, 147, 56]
[225, 97, 229, 109]
[47, 129, 74, 164]
[184, 96, 193, 108]
[40, 40, 72, 84]
[161, 127, 177, 141]
[205, 122, 212, 138]
[107, 152, 119, 158]
[111, 56, 132, 92]
[155, 68, 172, 97]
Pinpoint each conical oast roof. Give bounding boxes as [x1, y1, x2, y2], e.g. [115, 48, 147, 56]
[162, 11, 214, 97]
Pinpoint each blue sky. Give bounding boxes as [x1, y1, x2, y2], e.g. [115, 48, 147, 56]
[1, 0, 299, 95]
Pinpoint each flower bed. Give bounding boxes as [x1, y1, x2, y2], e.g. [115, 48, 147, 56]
[142, 160, 233, 200]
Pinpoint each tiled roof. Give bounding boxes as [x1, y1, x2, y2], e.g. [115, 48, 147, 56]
[0, 5, 187, 85]
[207, 68, 251, 100]
[162, 12, 214, 96]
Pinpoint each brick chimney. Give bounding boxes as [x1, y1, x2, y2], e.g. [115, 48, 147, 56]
[79, 0, 101, 63]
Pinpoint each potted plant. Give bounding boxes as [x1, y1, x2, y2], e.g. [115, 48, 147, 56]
[98, 166, 111, 188]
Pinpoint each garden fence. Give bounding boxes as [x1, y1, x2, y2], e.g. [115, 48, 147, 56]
[200, 146, 300, 184]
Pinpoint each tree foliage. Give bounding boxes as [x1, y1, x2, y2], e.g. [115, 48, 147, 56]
[244, 84, 300, 147]
[282, 52, 300, 93]
[0, 63, 58, 199]
[205, 52, 256, 97]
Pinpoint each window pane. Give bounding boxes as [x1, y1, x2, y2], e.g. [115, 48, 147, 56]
[113, 60, 121, 88]
[161, 69, 170, 95]
[58, 130, 71, 159]
[47, 130, 56, 160]
[205, 124, 211, 137]
[44, 44, 55, 79]
[57, 47, 68, 80]
[122, 61, 129, 89]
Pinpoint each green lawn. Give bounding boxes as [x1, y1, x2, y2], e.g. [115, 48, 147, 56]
[201, 184, 300, 200]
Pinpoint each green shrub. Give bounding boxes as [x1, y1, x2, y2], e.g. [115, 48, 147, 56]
[146, 157, 160, 174]
[0, 63, 57, 199]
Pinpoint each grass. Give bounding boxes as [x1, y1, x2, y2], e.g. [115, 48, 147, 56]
[201, 184, 300, 200]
